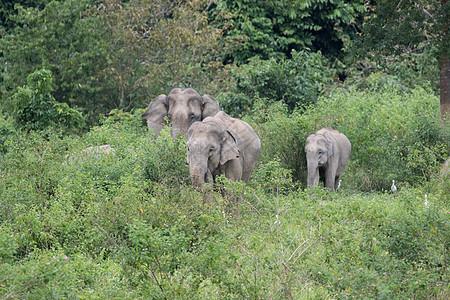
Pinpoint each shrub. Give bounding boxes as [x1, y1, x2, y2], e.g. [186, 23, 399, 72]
[0, 226, 18, 264]
[0, 88, 448, 298]
[248, 86, 449, 191]
[0, 112, 16, 155]
[219, 50, 333, 116]
[311, 87, 449, 191]
[245, 100, 314, 186]
[251, 158, 295, 195]
[0, 250, 136, 299]
[13, 69, 85, 132]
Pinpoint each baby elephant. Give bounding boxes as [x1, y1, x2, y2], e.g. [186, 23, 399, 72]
[187, 111, 261, 187]
[305, 127, 351, 192]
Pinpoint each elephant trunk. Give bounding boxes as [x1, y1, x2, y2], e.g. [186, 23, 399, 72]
[307, 161, 320, 187]
[170, 113, 189, 138]
[171, 126, 185, 139]
[189, 164, 212, 188]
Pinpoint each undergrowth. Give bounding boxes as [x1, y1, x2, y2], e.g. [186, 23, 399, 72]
[0, 89, 449, 298]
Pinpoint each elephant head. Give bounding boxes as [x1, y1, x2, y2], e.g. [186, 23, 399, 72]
[305, 132, 335, 187]
[186, 121, 240, 188]
[141, 88, 220, 138]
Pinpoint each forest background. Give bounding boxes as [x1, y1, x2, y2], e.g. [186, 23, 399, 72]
[0, 0, 449, 299]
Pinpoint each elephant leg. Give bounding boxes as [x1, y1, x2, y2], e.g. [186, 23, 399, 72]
[324, 167, 337, 192]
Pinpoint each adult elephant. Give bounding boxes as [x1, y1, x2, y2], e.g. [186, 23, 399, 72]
[141, 88, 220, 138]
[305, 127, 351, 192]
[186, 111, 261, 187]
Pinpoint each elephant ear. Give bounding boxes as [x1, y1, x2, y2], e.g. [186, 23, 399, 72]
[201, 94, 220, 119]
[220, 129, 240, 165]
[141, 95, 168, 124]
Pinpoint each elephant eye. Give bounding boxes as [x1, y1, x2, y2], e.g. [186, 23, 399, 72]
[209, 147, 214, 152]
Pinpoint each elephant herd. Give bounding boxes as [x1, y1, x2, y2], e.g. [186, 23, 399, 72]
[142, 88, 351, 192]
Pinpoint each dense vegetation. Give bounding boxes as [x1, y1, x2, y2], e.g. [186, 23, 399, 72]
[1, 0, 449, 298]
[0, 89, 449, 298]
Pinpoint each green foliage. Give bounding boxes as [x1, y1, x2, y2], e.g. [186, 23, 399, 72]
[0, 226, 18, 264]
[252, 158, 295, 194]
[346, 44, 440, 95]
[12, 69, 85, 132]
[219, 50, 333, 115]
[1, 0, 112, 121]
[245, 100, 312, 185]
[0, 108, 448, 298]
[211, 0, 366, 64]
[1, 1, 449, 297]
[346, 0, 447, 96]
[96, 0, 233, 111]
[0, 111, 16, 154]
[0, 250, 135, 299]
[312, 87, 449, 191]
[251, 87, 449, 190]
[0, 0, 51, 33]
[355, 0, 447, 57]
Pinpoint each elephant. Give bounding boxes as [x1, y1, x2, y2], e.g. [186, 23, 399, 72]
[305, 127, 351, 192]
[186, 111, 261, 188]
[141, 88, 220, 138]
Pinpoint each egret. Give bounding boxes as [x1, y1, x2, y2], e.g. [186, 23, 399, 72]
[391, 180, 397, 192]
[336, 180, 341, 191]
[424, 194, 428, 207]
[274, 214, 281, 226]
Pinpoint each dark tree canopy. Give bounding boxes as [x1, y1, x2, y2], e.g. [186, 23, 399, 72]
[210, 0, 366, 64]
[351, 0, 449, 120]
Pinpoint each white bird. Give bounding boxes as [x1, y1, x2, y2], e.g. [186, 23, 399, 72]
[274, 214, 281, 226]
[391, 180, 397, 192]
[424, 194, 428, 207]
[336, 180, 341, 191]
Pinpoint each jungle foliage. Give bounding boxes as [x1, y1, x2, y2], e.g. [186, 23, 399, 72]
[0, 89, 448, 298]
[0, 0, 449, 298]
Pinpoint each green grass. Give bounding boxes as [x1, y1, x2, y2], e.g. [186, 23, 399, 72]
[0, 89, 449, 299]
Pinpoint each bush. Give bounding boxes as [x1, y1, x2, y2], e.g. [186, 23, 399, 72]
[0, 90, 448, 298]
[245, 100, 313, 185]
[219, 50, 333, 116]
[0, 250, 135, 299]
[248, 86, 449, 191]
[13, 69, 85, 133]
[0, 111, 16, 155]
[313, 87, 449, 191]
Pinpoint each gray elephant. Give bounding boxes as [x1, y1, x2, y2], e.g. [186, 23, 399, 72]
[186, 111, 261, 187]
[305, 127, 351, 192]
[141, 88, 220, 138]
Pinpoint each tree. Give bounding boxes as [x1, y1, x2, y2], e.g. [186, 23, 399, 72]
[97, 0, 233, 107]
[209, 0, 366, 65]
[352, 0, 449, 121]
[0, 0, 50, 33]
[1, 0, 233, 126]
[13, 69, 85, 132]
[0, 0, 113, 123]
[220, 50, 333, 115]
